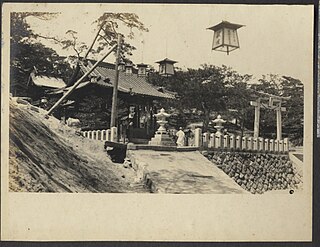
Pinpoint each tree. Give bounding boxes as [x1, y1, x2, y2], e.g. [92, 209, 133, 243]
[10, 12, 73, 96]
[148, 64, 228, 131]
[251, 74, 303, 145]
[37, 13, 149, 86]
[220, 65, 253, 135]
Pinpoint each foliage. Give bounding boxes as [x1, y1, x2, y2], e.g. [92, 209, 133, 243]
[148, 67, 303, 145]
[10, 12, 73, 96]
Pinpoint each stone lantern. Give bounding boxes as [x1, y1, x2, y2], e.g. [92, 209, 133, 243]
[207, 21, 244, 55]
[156, 58, 177, 77]
[149, 108, 175, 146]
[212, 115, 226, 136]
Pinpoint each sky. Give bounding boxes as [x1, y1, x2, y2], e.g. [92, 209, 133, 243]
[24, 3, 314, 84]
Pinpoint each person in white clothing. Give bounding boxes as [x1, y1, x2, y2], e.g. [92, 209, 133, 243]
[176, 127, 185, 147]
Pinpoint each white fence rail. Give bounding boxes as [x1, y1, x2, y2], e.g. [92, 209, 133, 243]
[81, 127, 289, 153]
[81, 127, 117, 142]
[194, 128, 289, 153]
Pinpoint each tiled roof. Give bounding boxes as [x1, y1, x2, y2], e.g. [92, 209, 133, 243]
[31, 73, 66, 88]
[79, 61, 175, 99]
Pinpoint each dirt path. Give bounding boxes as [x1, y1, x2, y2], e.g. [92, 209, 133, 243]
[9, 100, 148, 193]
[128, 150, 247, 194]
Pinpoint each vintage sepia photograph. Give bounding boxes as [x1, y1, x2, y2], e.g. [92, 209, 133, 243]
[1, 2, 314, 241]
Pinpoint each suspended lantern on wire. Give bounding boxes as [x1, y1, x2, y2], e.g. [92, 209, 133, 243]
[207, 21, 244, 55]
[156, 58, 177, 77]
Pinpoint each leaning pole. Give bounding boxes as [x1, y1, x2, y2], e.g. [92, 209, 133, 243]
[47, 43, 118, 115]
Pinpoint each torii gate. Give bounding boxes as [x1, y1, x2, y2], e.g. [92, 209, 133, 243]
[250, 92, 290, 140]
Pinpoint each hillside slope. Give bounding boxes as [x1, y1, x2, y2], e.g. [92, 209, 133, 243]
[9, 100, 147, 193]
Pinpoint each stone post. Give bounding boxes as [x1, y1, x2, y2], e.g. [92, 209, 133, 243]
[247, 137, 253, 150]
[111, 127, 117, 142]
[102, 130, 107, 141]
[253, 137, 258, 151]
[97, 130, 102, 140]
[258, 137, 264, 151]
[236, 135, 242, 150]
[209, 133, 215, 148]
[283, 138, 289, 152]
[279, 139, 284, 152]
[224, 135, 230, 149]
[215, 133, 223, 148]
[92, 131, 97, 140]
[242, 136, 247, 150]
[230, 135, 236, 149]
[203, 132, 209, 148]
[194, 128, 202, 147]
[264, 139, 269, 152]
[274, 140, 279, 153]
[269, 139, 275, 152]
[106, 129, 111, 141]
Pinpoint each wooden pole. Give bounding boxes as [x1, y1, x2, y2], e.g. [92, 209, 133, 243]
[83, 26, 103, 60]
[110, 34, 122, 128]
[276, 106, 282, 140]
[47, 43, 118, 115]
[250, 98, 260, 138]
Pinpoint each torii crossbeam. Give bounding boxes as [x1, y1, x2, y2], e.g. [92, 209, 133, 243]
[250, 91, 290, 140]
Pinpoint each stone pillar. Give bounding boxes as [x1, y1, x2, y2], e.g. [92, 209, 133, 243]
[194, 128, 202, 147]
[209, 133, 215, 148]
[242, 136, 247, 150]
[203, 132, 209, 148]
[230, 135, 236, 149]
[97, 130, 102, 140]
[110, 127, 117, 142]
[106, 129, 111, 141]
[102, 130, 107, 141]
[274, 140, 279, 153]
[279, 139, 284, 152]
[215, 134, 223, 148]
[258, 137, 264, 151]
[264, 139, 269, 152]
[92, 131, 97, 140]
[247, 137, 253, 150]
[236, 136, 242, 149]
[269, 139, 275, 152]
[224, 135, 230, 149]
[283, 138, 289, 152]
[253, 138, 258, 151]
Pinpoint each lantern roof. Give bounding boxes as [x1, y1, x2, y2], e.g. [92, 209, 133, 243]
[207, 21, 244, 31]
[137, 63, 148, 68]
[156, 58, 177, 65]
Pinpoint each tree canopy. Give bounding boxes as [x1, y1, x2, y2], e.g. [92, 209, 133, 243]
[10, 12, 73, 96]
[147, 67, 303, 145]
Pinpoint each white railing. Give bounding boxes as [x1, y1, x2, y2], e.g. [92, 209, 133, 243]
[81, 127, 117, 142]
[194, 128, 289, 153]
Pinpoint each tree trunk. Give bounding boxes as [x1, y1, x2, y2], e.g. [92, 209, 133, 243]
[203, 109, 210, 132]
[67, 62, 80, 87]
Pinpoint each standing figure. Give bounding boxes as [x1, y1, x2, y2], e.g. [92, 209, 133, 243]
[176, 127, 185, 147]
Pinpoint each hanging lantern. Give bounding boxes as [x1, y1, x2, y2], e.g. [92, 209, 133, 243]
[207, 21, 244, 55]
[137, 63, 148, 77]
[156, 58, 177, 77]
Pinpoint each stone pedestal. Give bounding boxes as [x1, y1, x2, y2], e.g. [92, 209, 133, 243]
[148, 108, 175, 146]
[149, 131, 176, 146]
